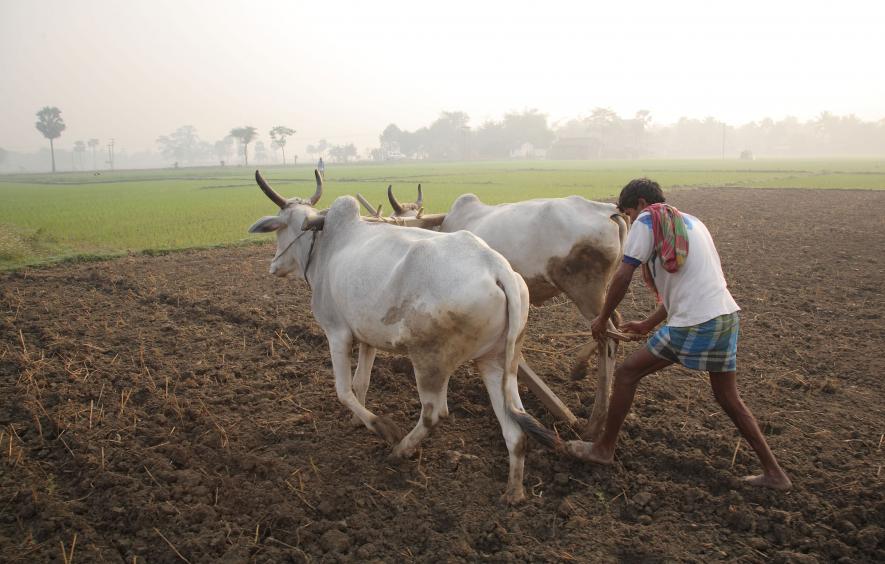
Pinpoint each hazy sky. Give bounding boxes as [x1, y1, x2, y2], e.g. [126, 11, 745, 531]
[2, 0, 883, 157]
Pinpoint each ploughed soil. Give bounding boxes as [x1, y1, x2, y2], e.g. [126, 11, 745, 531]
[1, 188, 883, 563]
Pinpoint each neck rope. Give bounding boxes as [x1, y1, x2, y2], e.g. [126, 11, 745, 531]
[274, 229, 319, 290]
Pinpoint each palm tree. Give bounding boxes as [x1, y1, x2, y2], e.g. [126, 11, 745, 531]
[88, 138, 100, 170]
[229, 126, 258, 166]
[73, 140, 86, 170]
[35, 106, 66, 172]
[269, 126, 296, 165]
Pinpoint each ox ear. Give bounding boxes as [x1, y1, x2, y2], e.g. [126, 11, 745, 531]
[248, 216, 286, 233]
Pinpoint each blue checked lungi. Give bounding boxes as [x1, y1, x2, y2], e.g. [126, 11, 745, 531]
[646, 312, 739, 372]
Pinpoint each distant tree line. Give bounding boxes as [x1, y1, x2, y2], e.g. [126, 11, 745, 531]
[375, 109, 885, 161]
[30, 106, 110, 172]
[302, 139, 357, 163]
[8, 105, 885, 174]
[152, 125, 299, 167]
[376, 110, 556, 161]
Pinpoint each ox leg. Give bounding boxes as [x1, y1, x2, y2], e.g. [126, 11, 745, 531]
[569, 340, 598, 381]
[350, 343, 377, 426]
[563, 283, 622, 380]
[561, 288, 606, 380]
[568, 318, 625, 381]
[392, 364, 451, 460]
[327, 333, 402, 444]
[476, 357, 527, 505]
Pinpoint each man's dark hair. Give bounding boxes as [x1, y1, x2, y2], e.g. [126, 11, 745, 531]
[617, 178, 665, 212]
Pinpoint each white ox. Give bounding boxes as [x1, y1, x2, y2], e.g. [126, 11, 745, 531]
[378, 186, 628, 440]
[248, 171, 561, 503]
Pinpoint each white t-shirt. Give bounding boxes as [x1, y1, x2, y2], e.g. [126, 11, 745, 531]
[623, 210, 739, 327]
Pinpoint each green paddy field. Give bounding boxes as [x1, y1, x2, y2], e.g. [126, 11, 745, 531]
[2, 159, 883, 269]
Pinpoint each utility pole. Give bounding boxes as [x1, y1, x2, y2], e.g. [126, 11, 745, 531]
[107, 138, 115, 171]
[721, 123, 726, 160]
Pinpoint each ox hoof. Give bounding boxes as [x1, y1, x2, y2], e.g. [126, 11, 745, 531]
[372, 416, 404, 445]
[579, 420, 603, 441]
[349, 413, 363, 428]
[390, 443, 417, 460]
[564, 440, 614, 465]
[500, 486, 526, 505]
[569, 362, 588, 381]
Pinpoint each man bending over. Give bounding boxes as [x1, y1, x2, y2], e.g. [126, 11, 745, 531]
[567, 178, 791, 490]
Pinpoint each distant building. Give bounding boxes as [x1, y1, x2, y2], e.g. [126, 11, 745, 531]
[509, 142, 547, 160]
[548, 137, 602, 160]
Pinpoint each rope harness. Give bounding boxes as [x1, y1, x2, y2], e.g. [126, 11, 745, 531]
[302, 231, 318, 290]
[273, 229, 319, 290]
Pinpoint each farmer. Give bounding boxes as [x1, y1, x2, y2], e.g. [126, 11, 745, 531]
[566, 178, 792, 490]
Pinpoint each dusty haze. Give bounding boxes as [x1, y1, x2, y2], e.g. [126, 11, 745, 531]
[2, 0, 883, 159]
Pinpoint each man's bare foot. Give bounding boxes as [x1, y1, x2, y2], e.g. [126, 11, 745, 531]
[564, 440, 614, 464]
[742, 473, 792, 491]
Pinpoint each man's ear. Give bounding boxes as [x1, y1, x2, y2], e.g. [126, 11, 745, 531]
[248, 216, 286, 233]
[637, 197, 648, 209]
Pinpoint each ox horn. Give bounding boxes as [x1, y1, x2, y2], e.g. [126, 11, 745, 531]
[415, 184, 423, 207]
[356, 193, 382, 218]
[309, 169, 323, 205]
[387, 184, 404, 215]
[255, 170, 288, 209]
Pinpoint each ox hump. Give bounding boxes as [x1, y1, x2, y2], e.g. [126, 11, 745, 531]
[444, 194, 486, 231]
[451, 193, 483, 210]
[325, 196, 362, 228]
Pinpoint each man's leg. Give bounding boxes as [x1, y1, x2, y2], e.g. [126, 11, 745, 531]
[567, 347, 672, 463]
[709, 371, 792, 490]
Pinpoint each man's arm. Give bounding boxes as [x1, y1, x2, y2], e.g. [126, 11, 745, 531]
[590, 261, 637, 339]
[644, 303, 668, 328]
[621, 303, 667, 335]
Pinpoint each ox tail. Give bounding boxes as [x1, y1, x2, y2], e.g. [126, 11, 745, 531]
[609, 212, 630, 327]
[499, 269, 529, 382]
[497, 269, 564, 452]
[611, 212, 629, 254]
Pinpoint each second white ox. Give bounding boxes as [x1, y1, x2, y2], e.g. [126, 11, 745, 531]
[381, 186, 629, 440]
[249, 171, 561, 503]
